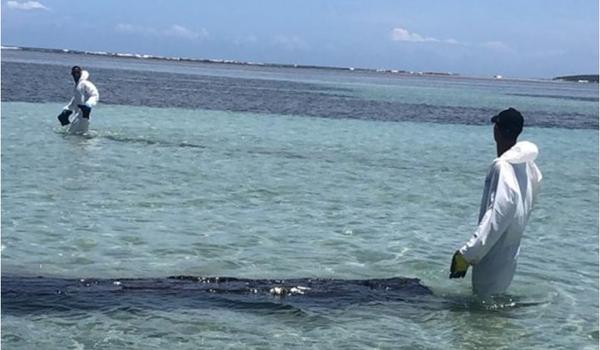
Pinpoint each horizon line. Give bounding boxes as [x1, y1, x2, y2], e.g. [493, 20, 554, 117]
[2, 44, 596, 82]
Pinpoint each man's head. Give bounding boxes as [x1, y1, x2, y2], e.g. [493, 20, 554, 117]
[492, 107, 523, 142]
[71, 66, 82, 83]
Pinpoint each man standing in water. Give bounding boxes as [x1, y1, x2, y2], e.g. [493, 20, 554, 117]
[57, 66, 99, 134]
[449, 108, 542, 296]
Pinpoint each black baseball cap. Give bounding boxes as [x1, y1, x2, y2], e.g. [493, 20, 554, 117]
[491, 107, 523, 135]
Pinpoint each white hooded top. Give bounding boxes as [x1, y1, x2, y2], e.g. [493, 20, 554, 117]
[459, 141, 542, 296]
[64, 70, 99, 112]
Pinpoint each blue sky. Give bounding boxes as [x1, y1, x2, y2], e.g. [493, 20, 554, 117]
[2, 0, 598, 78]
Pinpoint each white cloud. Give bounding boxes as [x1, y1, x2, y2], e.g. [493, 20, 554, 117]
[165, 25, 208, 40]
[115, 23, 208, 41]
[115, 23, 151, 35]
[482, 41, 512, 52]
[234, 35, 258, 46]
[391, 27, 437, 43]
[6, 1, 48, 10]
[272, 35, 309, 50]
[391, 27, 522, 50]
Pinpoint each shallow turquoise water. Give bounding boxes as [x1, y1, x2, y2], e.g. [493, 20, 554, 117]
[2, 100, 598, 349]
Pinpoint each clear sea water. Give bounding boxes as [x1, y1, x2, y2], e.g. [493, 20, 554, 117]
[1, 49, 598, 349]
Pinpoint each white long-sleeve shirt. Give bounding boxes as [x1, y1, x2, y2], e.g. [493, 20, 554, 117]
[63, 70, 99, 134]
[64, 70, 99, 111]
[459, 141, 542, 296]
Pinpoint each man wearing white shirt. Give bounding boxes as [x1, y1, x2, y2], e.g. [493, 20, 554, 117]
[57, 66, 99, 134]
[450, 108, 543, 296]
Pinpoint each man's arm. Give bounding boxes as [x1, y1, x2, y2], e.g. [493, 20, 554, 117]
[82, 81, 99, 107]
[64, 97, 76, 112]
[459, 161, 518, 264]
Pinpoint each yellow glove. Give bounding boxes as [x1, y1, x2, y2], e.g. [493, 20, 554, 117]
[449, 250, 470, 279]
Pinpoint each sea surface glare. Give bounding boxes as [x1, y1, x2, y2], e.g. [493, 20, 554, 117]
[1, 49, 598, 349]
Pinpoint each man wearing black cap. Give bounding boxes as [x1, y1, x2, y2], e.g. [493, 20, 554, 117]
[449, 108, 543, 296]
[56, 66, 99, 134]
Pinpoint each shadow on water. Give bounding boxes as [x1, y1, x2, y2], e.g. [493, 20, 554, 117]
[55, 128, 315, 161]
[2, 275, 433, 317]
[102, 134, 206, 149]
[431, 292, 551, 314]
[55, 128, 206, 149]
[2, 275, 548, 319]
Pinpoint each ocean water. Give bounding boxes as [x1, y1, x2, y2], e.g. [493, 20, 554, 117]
[1, 50, 598, 349]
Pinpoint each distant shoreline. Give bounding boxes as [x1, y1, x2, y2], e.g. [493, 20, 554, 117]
[3, 45, 597, 83]
[1, 45, 461, 78]
[552, 74, 599, 83]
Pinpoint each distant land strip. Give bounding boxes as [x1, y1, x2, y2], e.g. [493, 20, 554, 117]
[2, 45, 459, 77]
[552, 74, 599, 83]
